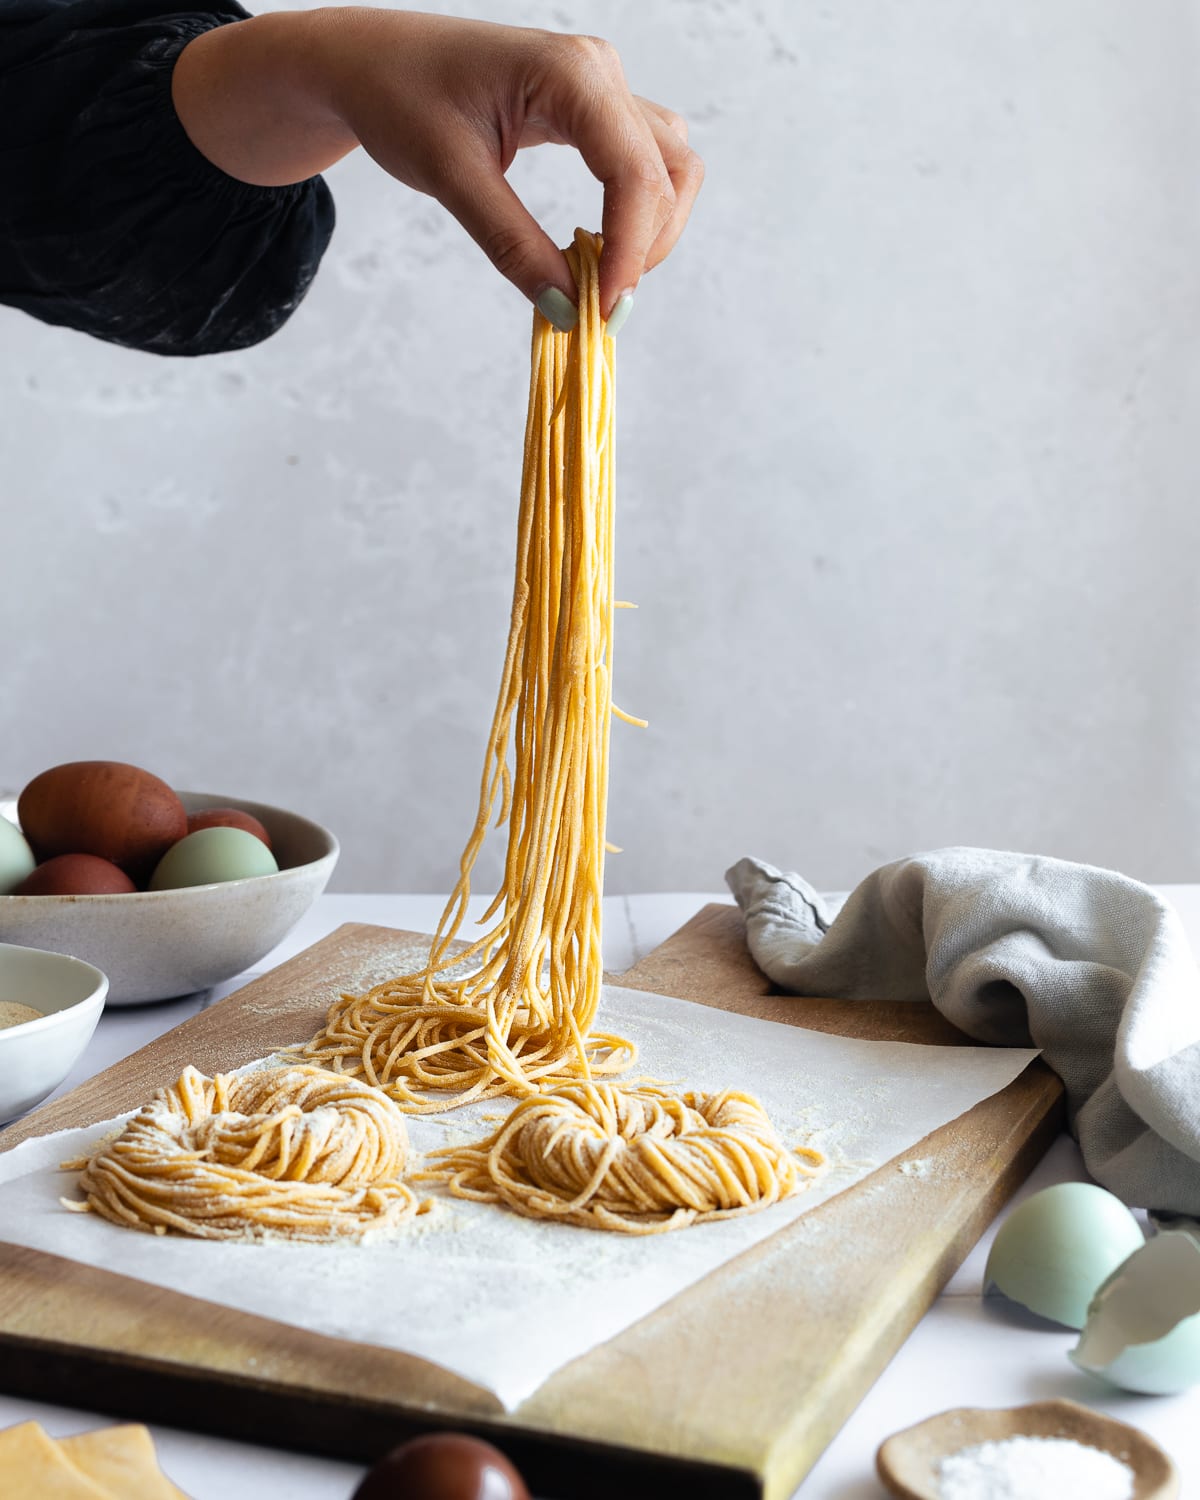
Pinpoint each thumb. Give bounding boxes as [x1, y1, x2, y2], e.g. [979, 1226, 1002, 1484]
[435, 152, 579, 329]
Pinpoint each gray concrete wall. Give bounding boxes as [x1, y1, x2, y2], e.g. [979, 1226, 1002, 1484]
[5, 0, 1198, 894]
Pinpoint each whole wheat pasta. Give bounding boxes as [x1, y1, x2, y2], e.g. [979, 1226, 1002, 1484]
[302, 229, 636, 1113]
[62, 1065, 421, 1240]
[422, 1083, 825, 1235]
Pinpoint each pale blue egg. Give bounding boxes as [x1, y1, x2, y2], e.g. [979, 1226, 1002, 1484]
[149, 827, 278, 890]
[0, 817, 36, 894]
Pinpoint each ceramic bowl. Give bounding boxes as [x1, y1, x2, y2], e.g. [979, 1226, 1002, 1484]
[0, 792, 338, 1006]
[0, 942, 107, 1123]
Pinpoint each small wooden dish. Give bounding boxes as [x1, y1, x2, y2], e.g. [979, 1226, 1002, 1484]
[876, 1398, 1179, 1499]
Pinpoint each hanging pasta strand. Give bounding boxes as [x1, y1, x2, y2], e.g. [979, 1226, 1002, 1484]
[303, 231, 637, 1113]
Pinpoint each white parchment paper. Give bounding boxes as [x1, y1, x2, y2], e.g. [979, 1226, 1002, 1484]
[0, 984, 1038, 1409]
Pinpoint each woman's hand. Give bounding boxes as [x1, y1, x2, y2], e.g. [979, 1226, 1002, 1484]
[172, 9, 704, 325]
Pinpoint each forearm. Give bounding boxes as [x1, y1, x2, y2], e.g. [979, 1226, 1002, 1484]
[171, 7, 363, 186]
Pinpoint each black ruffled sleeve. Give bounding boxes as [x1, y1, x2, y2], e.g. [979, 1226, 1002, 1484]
[0, 0, 335, 354]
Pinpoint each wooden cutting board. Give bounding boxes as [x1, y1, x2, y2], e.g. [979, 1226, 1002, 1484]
[0, 907, 1063, 1499]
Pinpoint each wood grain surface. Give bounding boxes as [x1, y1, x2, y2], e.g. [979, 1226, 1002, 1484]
[0, 908, 1064, 1499]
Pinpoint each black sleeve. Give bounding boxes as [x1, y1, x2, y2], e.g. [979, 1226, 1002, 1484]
[0, 0, 335, 355]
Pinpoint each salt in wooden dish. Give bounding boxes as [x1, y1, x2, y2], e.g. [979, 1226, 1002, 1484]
[876, 1397, 1178, 1499]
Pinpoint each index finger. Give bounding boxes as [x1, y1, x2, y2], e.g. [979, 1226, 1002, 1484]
[544, 38, 676, 315]
[598, 138, 675, 317]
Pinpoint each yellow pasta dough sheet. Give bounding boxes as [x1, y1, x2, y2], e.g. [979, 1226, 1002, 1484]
[0, 1420, 190, 1500]
[60, 1424, 191, 1499]
[0, 1423, 112, 1500]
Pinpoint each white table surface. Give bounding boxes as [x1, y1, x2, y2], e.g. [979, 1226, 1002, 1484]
[3, 889, 1198, 1497]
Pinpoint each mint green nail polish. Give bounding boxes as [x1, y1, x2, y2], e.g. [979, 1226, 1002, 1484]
[536, 287, 578, 332]
[606, 292, 634, 339]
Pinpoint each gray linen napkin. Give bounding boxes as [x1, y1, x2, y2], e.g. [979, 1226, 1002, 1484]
[725, 849, 1200, 1215]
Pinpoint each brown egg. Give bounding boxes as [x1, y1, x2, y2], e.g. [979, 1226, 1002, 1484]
[18, 762, 187, 881]
[186, 807, 273, 852]
[351, 1434, 531, 1500]
[15, 853, 138, 896]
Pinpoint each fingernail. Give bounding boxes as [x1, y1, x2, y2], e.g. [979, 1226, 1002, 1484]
[536, 286, 578, 332]
[605, 292, 634, 339]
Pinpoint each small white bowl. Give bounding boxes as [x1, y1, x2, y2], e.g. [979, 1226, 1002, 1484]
[0, 942, 107, 1124]
[0, 792, 338, 1006]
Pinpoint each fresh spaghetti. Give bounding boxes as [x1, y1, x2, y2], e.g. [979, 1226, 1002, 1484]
[61, 237, 819, 1248]
[302, 229, 636, 1112]
[293, 231, 818, 1235]
[63, 1065, 421, 1240]
[422, 1083, 824, 1235]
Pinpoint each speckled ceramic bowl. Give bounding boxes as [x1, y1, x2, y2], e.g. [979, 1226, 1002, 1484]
[0, 793, 338, 1006]
[0, 942, 107, 1123]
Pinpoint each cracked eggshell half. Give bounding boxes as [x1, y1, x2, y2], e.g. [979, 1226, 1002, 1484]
[984, 1182, 1145, 1329]
[1071, 1229, 1200, 1394]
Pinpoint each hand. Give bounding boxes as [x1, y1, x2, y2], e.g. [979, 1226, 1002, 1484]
[172, 9, 705, 323]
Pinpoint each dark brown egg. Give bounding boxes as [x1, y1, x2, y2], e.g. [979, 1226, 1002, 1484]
[351, 1434, 530, 1500]
[18, 762, 187, 881]
[15, 853, 138, 896]
[186, 807, 273, 851]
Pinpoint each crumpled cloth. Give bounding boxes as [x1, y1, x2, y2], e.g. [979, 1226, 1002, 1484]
[725, 849, 1200, 1214]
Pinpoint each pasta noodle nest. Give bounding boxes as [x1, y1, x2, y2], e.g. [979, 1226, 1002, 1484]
[63, 1065, 422, 1241]
[304, 987, 636, 1114]
[423, 1082, 825, 1235]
